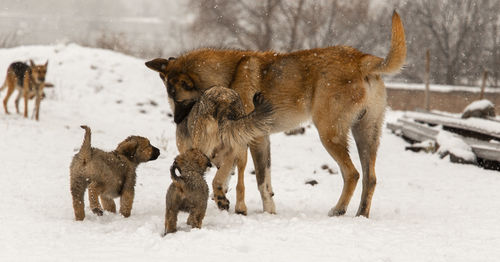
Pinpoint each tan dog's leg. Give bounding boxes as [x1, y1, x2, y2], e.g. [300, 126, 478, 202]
[351, 107, 385, 218]
[235, 150, 248, 215]
[3, 78, 15, 114]
[100, 196, 117, 213]
[119, 187, 134, 218]
[212, 157, 235, 211]
[70, 177, 87, 221]
[88, 182, 103, 216]
[249, 135, 276, 214]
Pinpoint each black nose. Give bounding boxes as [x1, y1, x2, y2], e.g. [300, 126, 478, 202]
[150, 146, 160, 160]
[40, 77, 45, 82]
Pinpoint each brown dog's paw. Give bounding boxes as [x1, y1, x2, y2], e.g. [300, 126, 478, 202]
[215, 195, 230, 211]
[92, 208, 103, 216]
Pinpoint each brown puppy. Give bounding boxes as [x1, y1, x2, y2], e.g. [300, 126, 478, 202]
[165, 149, 211, 234]
[1, 60, 49, 120]
[146, 12, 406, 217]
[176, 86, 273, 215]
[70, 126, 160, 221]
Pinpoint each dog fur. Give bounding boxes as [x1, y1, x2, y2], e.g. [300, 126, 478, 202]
[70, 125, 160, 221]
[146, 12, 406, 217]
[175, 86, 273, 215]
[1, 60, 50, 120]
[165, 148, 212, 234]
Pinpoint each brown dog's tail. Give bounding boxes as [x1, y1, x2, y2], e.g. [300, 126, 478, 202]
[79, 125, 92, 164]
[223, 92, 273, 146]
[361, 11, 406, 75]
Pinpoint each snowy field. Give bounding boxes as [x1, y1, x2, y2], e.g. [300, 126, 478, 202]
[1, 45, 499, 262]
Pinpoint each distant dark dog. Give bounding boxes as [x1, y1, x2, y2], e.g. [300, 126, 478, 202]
[1, 60, 52, 120]
[165, 148, 211, 234]
[174, 86, 273, 215]
[70, 126, 160, 221]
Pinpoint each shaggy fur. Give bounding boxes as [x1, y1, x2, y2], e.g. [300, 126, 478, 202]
[165, 148, 211, 234]
[70, 125, 160, 221]
[146, 12, 406, 217]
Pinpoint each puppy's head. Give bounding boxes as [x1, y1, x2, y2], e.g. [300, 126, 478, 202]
[145, 58, 201, 124]
[173, 148, 212, 175]
[116, 136, 160, 163]
[29, 60, 48, 84]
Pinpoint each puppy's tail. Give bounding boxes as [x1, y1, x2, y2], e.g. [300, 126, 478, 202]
[170, 162, 185, 190]
[223, 92, 273, 145]
[79, 125, 92, 164]
[361, 11, 406, 75]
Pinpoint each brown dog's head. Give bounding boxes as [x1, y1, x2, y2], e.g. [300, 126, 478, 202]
[116, 136, 160, 163]
[171, 148, 212, 175]
[29, 60, 48, 84]
[145, 58, 201, 124]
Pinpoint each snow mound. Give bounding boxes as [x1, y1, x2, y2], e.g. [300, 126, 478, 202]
[461, 99, 495, 119]
[436, 130, 476, 163]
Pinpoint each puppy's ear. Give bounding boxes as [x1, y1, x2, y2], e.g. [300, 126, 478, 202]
[116, 138, 138, 159]
[29, 60, 35, 67]
[145, 58, 171, 73]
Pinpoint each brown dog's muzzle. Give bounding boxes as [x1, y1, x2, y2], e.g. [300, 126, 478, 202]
[150, 146, 160, 160]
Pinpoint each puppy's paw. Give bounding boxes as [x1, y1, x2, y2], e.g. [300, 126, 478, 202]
[92, 208, 103, 216]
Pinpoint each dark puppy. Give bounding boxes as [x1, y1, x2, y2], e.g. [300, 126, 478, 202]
[70, 125, 160, 221]
[165, 148, 211, 234]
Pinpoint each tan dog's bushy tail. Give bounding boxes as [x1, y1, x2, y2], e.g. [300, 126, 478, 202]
[361, 11, 406, 75]
[79, 125, 92, 164]
[223, 92, 273, 145]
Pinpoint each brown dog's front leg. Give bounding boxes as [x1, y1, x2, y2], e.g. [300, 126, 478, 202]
[249, 135, 276, 214]
[119, 188, 134, 218]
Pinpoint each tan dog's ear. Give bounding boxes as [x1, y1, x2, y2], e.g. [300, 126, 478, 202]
[29, 60, 35, 67]
[116, 138, 138, 159]
[145, 58, 173, 73]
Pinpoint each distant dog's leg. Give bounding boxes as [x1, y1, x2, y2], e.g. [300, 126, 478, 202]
[14, 90, 22, 114]
[352, 105, 385, 218]
[70, 176, 87, 221]
[3, 82, 15, 114]
[212, 157, 235, 211]
[88, 182, 103, 216]
[235, 149, 248, 215]
[249, 135, 276, 214]
[23, 76, 29, 118]
[119, 184, 135, 218]
[100, 196, 117, 213]
[34, 91, 42, 121]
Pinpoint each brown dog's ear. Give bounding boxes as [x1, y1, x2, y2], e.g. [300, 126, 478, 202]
[116, 138, 138, 159]
[29, 60, 35, 67]
[145, 58, 171, 73]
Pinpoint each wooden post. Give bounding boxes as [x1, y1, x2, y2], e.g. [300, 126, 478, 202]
[479, 71, 488, 100]
[424, 49, 430, 111]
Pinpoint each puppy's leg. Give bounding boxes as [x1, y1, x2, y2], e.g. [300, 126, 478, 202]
[70, 176, 87, 221]
[187, 210, 205, 229]
[352, 108, 385, 218]
[249, 135, 276, 214]
[235, 149, 248, 215]
[100, 196, 117, 213]
[212, 157, 234, 211]
[165, 207, 178, 234]
[314, 119, 359, 217]
[88, 182, 103, 216]
[119, 185, 135, 218]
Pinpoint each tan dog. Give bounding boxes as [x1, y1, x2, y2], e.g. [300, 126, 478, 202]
[146, 12, 406, 218]
[70, 126, 160, 221]
[165, 148, 212, 234]
[175, 86, 273, 215]
[1, 60, 50, 121]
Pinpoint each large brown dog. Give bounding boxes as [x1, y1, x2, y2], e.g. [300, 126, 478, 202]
[1, 60, 49, 121]
[175, 86, 273, 215]
[146, 12, 406, 217]
[70, 126, 160, 221]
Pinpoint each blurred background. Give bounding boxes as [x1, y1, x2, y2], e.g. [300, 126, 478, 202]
[1, 0, 499, 87]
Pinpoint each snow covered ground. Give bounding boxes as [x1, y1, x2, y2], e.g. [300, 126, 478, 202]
[1, 45, 499, 262]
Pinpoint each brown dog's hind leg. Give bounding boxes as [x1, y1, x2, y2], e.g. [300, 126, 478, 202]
[351, 110, 384, 218]
[88, 182, 103, 216]
[100, 196, 117, 213]
[249, 135, 276, 214]
[235, 150, 248, 215]
[70, 176, 87, 221]
[165, 208, 178, 234]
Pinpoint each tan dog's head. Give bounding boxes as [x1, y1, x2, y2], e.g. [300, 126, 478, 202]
[116, 136, 160, 163]
[29, 60, 48, 84]
[145, 58, 202, 124]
